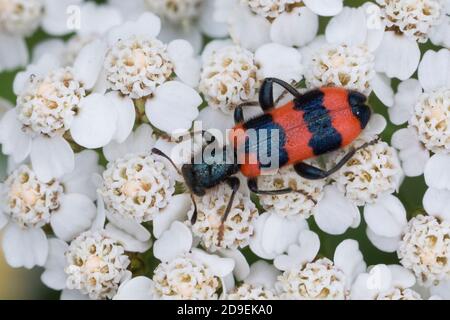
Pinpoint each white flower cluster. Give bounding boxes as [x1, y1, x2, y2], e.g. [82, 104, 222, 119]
[0, 0, 448, 301]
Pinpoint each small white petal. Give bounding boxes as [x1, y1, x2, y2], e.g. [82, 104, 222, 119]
[364, 195, 407, 238]
[429, 16, 450, 48]
[255, 43, 303, 82]
[71, 93, 118, 148]
[159, 21, 203, 55]
[334, 239, 366, 288]
[61, 150, 101, 201]
[197, 107, 235, 141]
[153, 221, 192, 262]
[168, 40, 201, 87]
[107, 12, 161, 46]
[114, 277, 154, 300]
[0, 109, 32, 163]
[153, 194, 191, 239]
[314, 185, 360, 235]
[218, 249, 250, 282]
[32, 39, 66, 64]
[249, 212, 277, 259]
[371, 73, 394, 107]
[375, 32, 420, 80]
[274, 230, 320, 271]
[246, 261, 280, 289]
[2, 224, 48, 269]
[271, 7, 318, 48]
[41, 238, 68, 290]
[199, 0, 229, 38]
[0, 34, 28, 72]
[104, 223, 152, 253]
[303, 0, 343, 16]
[350, 273, 378, 300]
[362, 113, 386, 139]
[104, 124, 155, 162]
[191, 248, 235, 277]
[50, 193, 96, 242]
[424, 154, 450, 190]
[106, 211, 151, 243]
[229, 4, 271, 51]
[73, 40, 107, 90]
[389, 79, 422, 125]
[42, 0, 83, 36]
[78, 2, 122, 36]
[366, 264, 392, 292]
[366, 227, 400, 253]
[423, 188, 450, 222]
[388, 264, 415, 289]
[325, 7, 367, 46]
[106, 92, 135, 143]
[261, 214, 308, 257]
[145, 81, 201, 134]
[418, 49, 450, 92]
[91, 193, 106, 231]
[391, 128, 429, 177]
[30, 136, 75, 183]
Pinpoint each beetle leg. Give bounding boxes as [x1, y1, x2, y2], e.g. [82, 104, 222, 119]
[260, 77, 301, 110]
[247, 178, 292, 195]
[234, 101, 260, 124]
[218, 177, 241, 244]
[294, 139, 380, 180]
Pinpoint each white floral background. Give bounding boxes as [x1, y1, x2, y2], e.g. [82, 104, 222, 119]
[0, 0, 449, 300]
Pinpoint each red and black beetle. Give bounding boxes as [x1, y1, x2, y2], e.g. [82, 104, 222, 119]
[154, 77, 375, 229]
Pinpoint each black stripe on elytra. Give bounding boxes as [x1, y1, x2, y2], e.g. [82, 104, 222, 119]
[294, 90, 342, 156]
[243, 114, 289, 169]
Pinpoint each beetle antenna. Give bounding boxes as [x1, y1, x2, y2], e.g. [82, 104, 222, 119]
[151, 148, 182, 175]
[151, 147, 199, 225]
[190, 194, 198, 225]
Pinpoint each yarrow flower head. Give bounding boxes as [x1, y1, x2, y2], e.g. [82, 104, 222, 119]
[2, 165, 62, 228]
[0, 0, 43, 36]
[409, 88, 450, 154]
[189, 184, 258, 252]
[397, 214, 450, 287]
[276, 257, 347, 299]
[257, 166, 325, 219]
[65, 230, 131, 300]
[331, 141, 403, 206]
[153, 254, 221, 299]
[305, 43, 375, 95]
[376, 0, 443, 43]
[16, 66, 85, 137]
[200, 45, 259, 114]
[104, 36, 174, 99]
[100, 153, 175, 224]
[0, 151, 99, 269]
